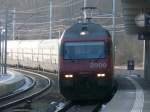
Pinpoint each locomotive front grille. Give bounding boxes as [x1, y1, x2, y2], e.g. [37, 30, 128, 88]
[75, 74, 95, 92]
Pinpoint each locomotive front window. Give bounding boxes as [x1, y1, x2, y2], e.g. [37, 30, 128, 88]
[64, 42, 105, 60]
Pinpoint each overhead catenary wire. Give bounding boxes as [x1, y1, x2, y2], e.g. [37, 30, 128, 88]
[16, 0, 84, 13]
[5, 0, 124, 40]
[12, 2, 84, 36]
[10, 13, 123, 26]
[16, 0, 72, 13]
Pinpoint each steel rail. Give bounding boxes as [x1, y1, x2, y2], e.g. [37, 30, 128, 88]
[0, 68, 51, 110]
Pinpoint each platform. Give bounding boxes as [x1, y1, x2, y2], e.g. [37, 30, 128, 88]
[0, 71, 25, 97]
[0, 74, 13, 81]
[101, 71, 150, 112]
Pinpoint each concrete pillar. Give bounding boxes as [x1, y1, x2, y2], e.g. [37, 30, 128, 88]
[144, 40, 150, 81]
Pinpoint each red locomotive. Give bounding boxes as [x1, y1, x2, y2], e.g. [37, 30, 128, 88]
[59, 19, 115, 100]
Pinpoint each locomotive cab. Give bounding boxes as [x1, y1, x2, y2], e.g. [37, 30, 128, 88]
[59, 20, 114, 100]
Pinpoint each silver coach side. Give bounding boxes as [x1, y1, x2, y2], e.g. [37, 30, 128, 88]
[7, 39, 59, 72]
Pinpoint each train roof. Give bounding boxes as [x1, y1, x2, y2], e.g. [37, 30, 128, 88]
[63, 21, 110, 38]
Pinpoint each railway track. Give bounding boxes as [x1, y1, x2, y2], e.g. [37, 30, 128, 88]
[55, 101, 103, 112]
[7, 67, 117, 112]
[0, 75, 35, 101]
[0, 68, 51, 111]
[54, 82, 118, 112]
[54, 92, 117, 112]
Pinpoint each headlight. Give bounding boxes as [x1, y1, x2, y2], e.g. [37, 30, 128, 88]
[97, 73, 106, 78]
[80, 31, 88, 35]
[64, 74, 73, 78]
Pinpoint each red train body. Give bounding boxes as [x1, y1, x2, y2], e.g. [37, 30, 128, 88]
[59, 21, 114, 100]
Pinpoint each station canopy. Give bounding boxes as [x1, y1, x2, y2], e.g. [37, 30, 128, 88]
[121, 0, 150, 34]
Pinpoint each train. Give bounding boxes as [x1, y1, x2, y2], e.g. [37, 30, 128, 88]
[7, 19, 115, 101]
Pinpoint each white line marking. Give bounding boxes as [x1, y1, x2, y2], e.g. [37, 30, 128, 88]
[127, 77, 144, 112]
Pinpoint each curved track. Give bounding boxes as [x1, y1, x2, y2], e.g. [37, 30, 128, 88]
[0, 68, 51, 111]
[0, 75, 35, 101]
